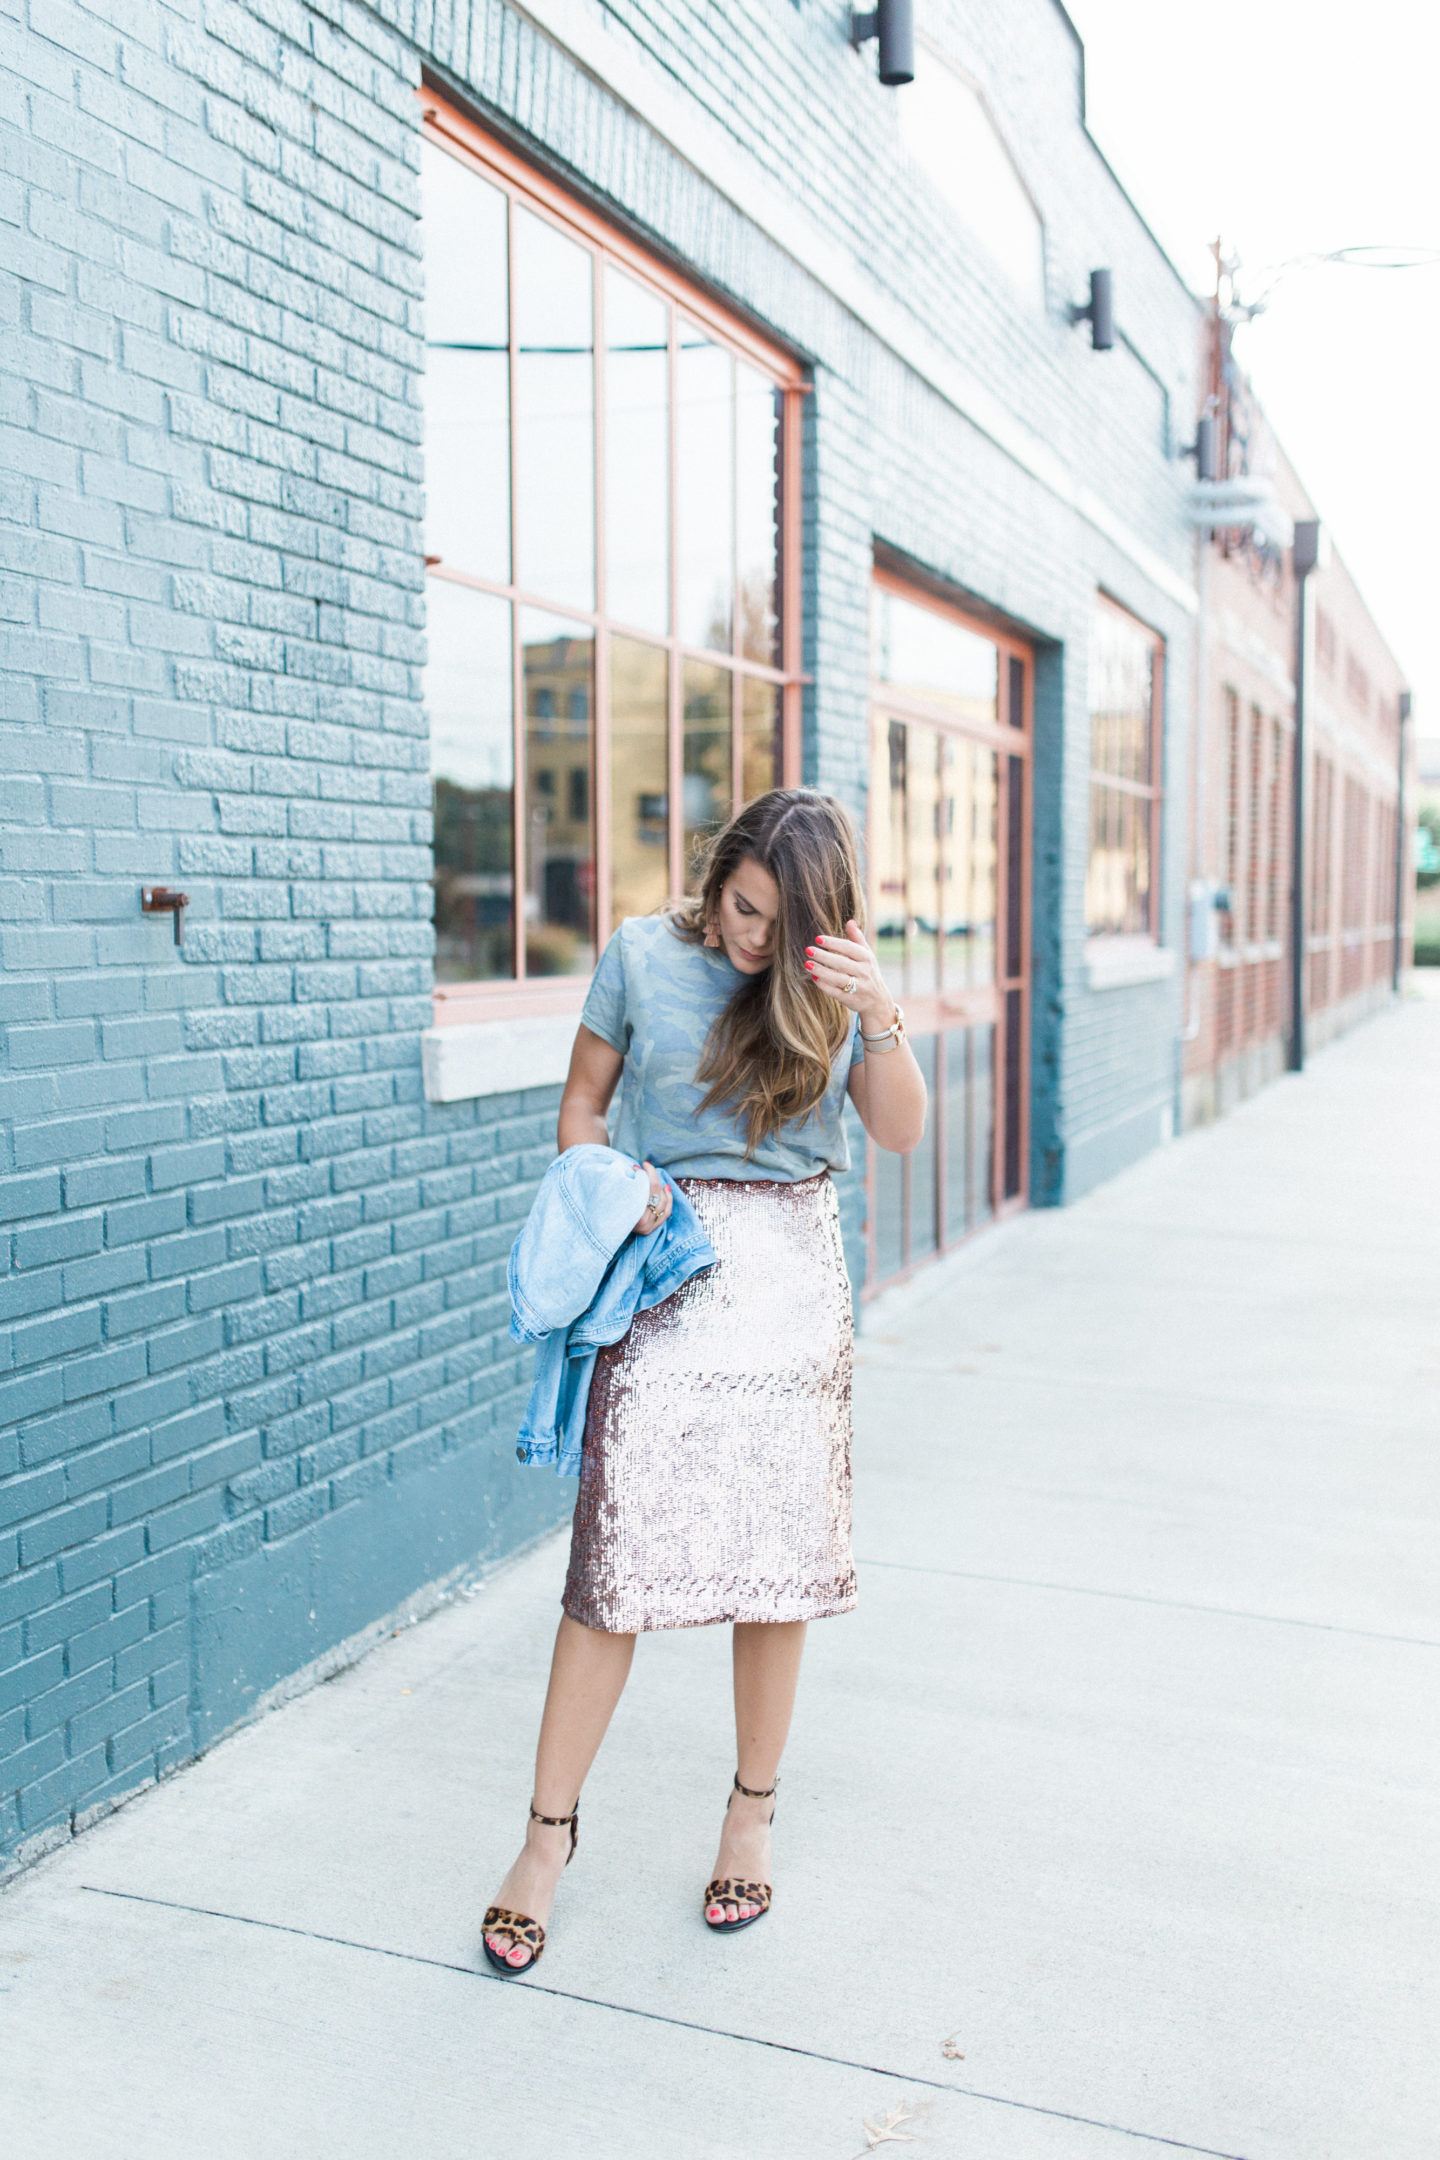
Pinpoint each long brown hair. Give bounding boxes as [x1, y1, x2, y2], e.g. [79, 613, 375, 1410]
[671, 789, 865, 1154]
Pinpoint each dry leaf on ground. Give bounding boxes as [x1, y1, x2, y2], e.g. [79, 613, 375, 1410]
[940, 2033, 964, 2059]
[861, 2100, 920, 2148]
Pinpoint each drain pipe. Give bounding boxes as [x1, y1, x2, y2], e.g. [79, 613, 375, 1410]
[1288, 518, 1327, 1073]
[1181, 530, 1210, 1050]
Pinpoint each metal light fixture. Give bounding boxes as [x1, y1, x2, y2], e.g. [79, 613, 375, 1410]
[1179, 413, 1219, 481]
[850, 0, 914, 86]
[1068, 268, 1114, 349]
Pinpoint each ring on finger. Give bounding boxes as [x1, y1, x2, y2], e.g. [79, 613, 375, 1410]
[842, 975, 858, 996]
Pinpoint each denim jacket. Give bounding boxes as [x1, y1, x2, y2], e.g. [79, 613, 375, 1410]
[510, 1143, 717, 1475]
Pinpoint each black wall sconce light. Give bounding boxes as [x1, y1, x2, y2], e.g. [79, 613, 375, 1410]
[850, 0, 914, 85]
[1179, 412, 1219, 481]
[1068, 268, 1114, 350]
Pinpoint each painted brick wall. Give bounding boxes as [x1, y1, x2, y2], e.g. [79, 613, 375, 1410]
[0, 0, 572, 1872]
[2, 0, 1203, 1869]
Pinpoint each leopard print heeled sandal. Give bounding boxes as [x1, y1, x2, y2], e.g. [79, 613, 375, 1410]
[482, 1801, 579, 1977]
[703, 1772, 777, 1933]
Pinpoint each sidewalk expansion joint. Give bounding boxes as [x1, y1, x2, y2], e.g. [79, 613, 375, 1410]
[855, 1558, 1440, 1648]
[79, 1884, 1254, 2160]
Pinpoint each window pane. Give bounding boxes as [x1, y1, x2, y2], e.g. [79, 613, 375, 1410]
[426, 351, 511, 583]
[909, 1032, 938, 1261]
[605, 270, 668, 634]
[610, 636, 669, 924]
[872, 718, 906, 999]
[941, 737, 998, 990]
[1003, 985, 1023, 1199]
[421, 144, 510, 584]
[1091, 605, 1155, 786]
[874, 1142, 903, 1282]
[907, 724, 941, 993]
[1130, 795, 1151, 934]
[1088, 602, 1158, 936]
[1086, 783, 1114, 932]
[681, 659, 732, 886]
[736, 364, 780, 664]
[427, 578, 514, 982]
[676, 331, 733, 651]
[741, 677, 780, 806]
[970, 744, 999, 988]
[872, 586, 999, 725]
[971, 1023, 995, 1227]
[522, 608, 595, 974]
[943, 1026, 969, 1242]
[1086, 783, 1151, 936]
[514, 209, 594, 612]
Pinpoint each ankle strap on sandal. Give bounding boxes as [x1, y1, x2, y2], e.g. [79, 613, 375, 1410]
[529, 1802, 579, 1827]
[732, 1772, 778, 1801]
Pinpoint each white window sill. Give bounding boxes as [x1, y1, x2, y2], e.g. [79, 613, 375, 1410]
[1083, 937, 1176, 991]
[421, 1013, 577, 1103]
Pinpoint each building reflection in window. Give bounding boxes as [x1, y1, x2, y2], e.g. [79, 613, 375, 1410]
[523, 611, 595, 975]
[610, 636, 669, 921]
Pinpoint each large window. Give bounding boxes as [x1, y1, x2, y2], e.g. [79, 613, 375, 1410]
[420, 107, 804, 1004]
[868, 578, 1031, 1285]
[1086, 598, 1164, 939]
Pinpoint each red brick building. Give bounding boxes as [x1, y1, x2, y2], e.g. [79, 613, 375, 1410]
[1182, 346, 1411, 1126]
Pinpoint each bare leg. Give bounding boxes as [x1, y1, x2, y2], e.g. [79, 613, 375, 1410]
[486, 1614, 635, 1968]
[706, 1620, 807, 1924]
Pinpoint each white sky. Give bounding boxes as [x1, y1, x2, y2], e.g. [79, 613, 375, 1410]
[1061, 0, 1440, 751]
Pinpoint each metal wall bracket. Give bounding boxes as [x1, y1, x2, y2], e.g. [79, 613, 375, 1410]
[141, 886, 189, 945]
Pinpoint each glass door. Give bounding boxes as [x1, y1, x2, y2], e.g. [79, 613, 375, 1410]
[867, 579, 1030, 1289]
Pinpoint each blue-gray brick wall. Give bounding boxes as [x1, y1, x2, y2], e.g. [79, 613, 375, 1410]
[1, 0, 1201, 1867]
[0, 0, 577, 1871]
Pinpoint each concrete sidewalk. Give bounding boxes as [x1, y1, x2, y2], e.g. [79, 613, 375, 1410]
[2, 997, 1437, 2160]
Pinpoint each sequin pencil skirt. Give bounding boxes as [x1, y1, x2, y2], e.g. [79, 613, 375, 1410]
[563, 1172, 857, 1634]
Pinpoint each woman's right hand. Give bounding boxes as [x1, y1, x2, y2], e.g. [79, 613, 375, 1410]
[634, 1161, 673, 1235]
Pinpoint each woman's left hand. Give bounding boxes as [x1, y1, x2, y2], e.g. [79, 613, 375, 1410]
[803, 919, 893, 1033]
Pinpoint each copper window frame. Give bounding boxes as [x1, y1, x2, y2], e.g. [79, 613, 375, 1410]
[418, 93, 807, 1025]
[864, 570, 1033, 1295]
[1086, 591, 1166, 941]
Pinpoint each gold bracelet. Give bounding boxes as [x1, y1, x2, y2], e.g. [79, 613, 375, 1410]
[860, 1004, 906, 1051]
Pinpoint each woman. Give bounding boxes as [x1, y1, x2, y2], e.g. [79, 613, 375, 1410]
[483, 788, 927, 1974]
